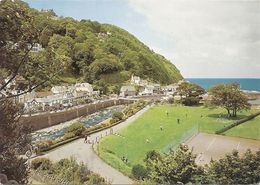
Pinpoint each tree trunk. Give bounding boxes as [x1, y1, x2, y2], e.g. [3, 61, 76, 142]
[226, 109, 231, 117]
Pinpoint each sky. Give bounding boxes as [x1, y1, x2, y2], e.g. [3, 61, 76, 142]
[24, 0, 260, 78]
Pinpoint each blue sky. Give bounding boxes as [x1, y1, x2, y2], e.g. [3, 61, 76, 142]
[24, 0, 260, 78]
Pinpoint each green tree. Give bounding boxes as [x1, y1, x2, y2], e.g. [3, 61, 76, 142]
[0, 100, 31, 183]
[0, 0, 62, 99]
[209, 83, 250, 117]
[206, 150, 260, 184]
[0, 1, 63, 182]
[176, 82, 205, 106]
[144, 146, 204, 184]
[112, 111, 124, 122]
[132, 164, 148, 180]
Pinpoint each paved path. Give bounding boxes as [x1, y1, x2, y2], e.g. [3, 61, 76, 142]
[41, 105, 152, 184]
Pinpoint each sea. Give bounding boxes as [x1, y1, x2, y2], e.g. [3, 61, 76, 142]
[185, 78, 260, 92]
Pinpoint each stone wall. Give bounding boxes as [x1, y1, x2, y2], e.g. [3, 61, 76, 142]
[20, 99, 134, 131]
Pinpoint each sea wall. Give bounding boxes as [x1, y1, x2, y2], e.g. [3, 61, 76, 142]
[20, 99, 134, 131]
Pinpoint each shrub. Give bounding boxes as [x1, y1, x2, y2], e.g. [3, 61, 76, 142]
[65, 122, 85, 135]
[132, 164, 148, 180]
[86, 173, 109, 185]
[168, 98, 174, 104]
[112, 111, 124, 122]
[36, 140, 53, 150]
[63, 132, 76, 140]
[31, 157, 52, 170]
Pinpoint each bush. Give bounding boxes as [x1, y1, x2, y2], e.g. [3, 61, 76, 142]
[132, 164, 148, 180]
[86, 173, 109, 185]
[31, 157, 52, 170]
[112, 111, 124, 122]
[63, 132, 76, 140]
[36, 140, 53, 150]
[65, 122, 85, 135]
[168, 98, 174, 104]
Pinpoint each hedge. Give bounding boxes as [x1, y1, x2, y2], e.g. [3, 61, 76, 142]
[215, 112, 260, 134]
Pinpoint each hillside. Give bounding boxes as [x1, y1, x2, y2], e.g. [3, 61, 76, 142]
[27, 2, 182, 93]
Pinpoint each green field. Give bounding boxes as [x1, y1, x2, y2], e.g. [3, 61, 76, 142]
[98, 105, 256, 176]
[224, 114, 260, 140]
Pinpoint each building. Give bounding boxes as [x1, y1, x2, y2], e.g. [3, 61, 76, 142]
[162, 84, 178, 96]
[75, 83, 93, 96]
[120, 86, 136, 97]
[30, 43, 43, 52]
[24, 93, 74, 111]
[16, 90, 36, 104]
[51, 86, 68, 94]
[131, 75, 141, 85]
[139, 85, 155, 96]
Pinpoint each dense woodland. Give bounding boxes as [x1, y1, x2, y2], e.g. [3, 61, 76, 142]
[1, 0, 182, 94]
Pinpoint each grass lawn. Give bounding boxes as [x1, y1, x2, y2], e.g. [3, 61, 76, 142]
[224, 114, 260, 140]
[98, 105, 255, 176]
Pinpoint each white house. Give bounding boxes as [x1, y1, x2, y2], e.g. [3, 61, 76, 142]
[131, 75, 141, 85]
[75, 83, 93, 96]
[30, 43, 43, 52]
[51, 86, 68, 94]
[24, 93, 74, 111]
[17, 90, 36, 104]
[120, 86, 136, 97]
[139, 85, 155, 96]
[162, 84, 178, 96]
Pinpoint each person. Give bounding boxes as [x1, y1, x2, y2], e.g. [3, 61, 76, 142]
[84, 135, 88, 143]
[177, 118, 180, 124]
[160, 125, 163, 131]
[166, 111, 169, 116]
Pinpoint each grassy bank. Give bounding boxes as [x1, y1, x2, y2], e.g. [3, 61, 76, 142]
[224, 114, 260, 140]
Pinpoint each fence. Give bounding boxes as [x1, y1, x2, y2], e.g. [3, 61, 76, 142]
[161, 125, 199, 154]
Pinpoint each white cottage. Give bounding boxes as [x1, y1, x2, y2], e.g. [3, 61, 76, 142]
[139, 85, 155, 96]
[120, 86, 136, 97]
[74, 83, 93, 96]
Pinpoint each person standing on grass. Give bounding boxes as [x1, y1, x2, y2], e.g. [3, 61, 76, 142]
[166, 111, 169, 117]
[160, 125, 163, 131]
[177, 118, 180, 124]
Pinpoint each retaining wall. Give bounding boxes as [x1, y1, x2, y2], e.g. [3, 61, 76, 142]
[20, 99, 134, 131]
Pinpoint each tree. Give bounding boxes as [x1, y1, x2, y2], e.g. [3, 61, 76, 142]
[144, 146, 204, 184]
[0, 1, 63, 182]
[206, 149, 260, 184]
[0, 100, 31, 183]
[209, 83, 250, 117]
[132, 164, 148, 180]
[176, 82, 205, 106]
[0, 0, 62, 100]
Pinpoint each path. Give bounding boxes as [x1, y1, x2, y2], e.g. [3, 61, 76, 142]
[41, 105, 152, 184]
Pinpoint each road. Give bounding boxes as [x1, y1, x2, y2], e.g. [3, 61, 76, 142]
[41, 105, 152, 184]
